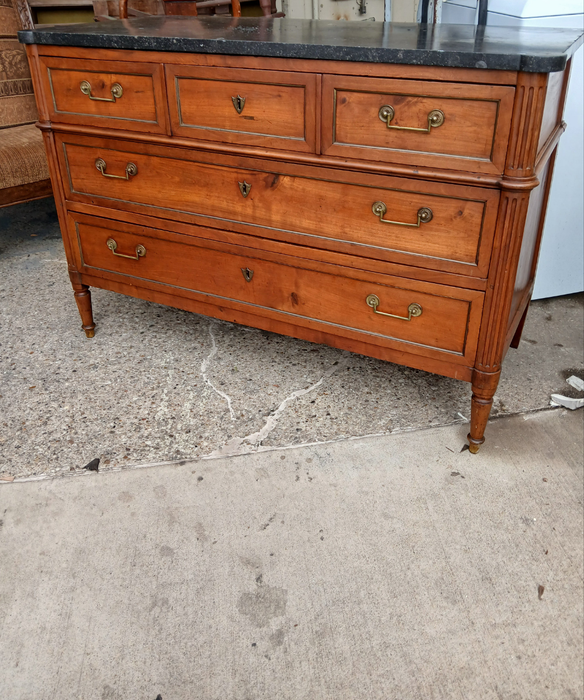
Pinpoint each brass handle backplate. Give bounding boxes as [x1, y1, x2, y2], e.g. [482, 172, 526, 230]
[106, 238, 146, 260]
[95, 158, 137, 180]
[378, 105, 445, 132]
[366, 294, 422, 322]
[80, 80, 123, 102]
[372, 201, 433, 227]
[232, 94, 246, 114]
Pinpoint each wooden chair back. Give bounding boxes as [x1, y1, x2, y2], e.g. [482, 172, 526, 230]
[117, 0, 282, 20]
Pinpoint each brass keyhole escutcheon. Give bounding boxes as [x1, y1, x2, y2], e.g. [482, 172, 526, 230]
[241, 267, 254, 282]
[238, 181, 252, 198]
[232, 95, 246, 114]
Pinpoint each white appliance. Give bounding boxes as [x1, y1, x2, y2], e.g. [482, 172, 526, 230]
[442, 0, 584, 299]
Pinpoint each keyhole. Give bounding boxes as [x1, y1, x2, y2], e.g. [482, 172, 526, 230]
[232, 95, 246, 114]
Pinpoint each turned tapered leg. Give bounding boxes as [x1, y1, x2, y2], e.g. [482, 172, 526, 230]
[72, 283, 96, 338]
[467, 369, 501, 454]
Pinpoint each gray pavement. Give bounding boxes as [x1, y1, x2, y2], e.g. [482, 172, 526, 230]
[1, 198, 583, 699]
[1, 198, 583, 479]
[0, 408, 582, 699]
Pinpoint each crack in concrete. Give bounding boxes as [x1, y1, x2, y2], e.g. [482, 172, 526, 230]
[201, 322, 236, 421]
[203, 353, 349, 459]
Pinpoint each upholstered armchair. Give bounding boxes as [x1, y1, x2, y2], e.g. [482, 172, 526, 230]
[0, 0, 51, 207]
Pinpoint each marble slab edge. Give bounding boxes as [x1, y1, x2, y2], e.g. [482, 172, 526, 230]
[17, 30, 583, 73]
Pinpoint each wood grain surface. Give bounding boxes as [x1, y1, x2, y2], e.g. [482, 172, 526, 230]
[57, 133, 499, 278]
[166, 64, 317, 152]
[40, 56, 170, 135]
[23, 42, 569, 451]
[322, 74, 515, 174]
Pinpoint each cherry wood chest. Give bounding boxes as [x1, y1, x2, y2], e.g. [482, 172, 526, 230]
[19, 18, 583, 452]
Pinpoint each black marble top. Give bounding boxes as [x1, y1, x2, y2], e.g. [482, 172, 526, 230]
[19, 17, 583, 73]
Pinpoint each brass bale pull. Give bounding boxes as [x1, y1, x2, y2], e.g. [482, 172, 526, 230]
[80, 80, 123, 102]
[378, 105, 445, 132]
[232, 94, 246, 114]
[106, 238, 146, 260]
[372, 201, 433, 227]
[366, 294, 422, 322]
[95, 158, 137, 180]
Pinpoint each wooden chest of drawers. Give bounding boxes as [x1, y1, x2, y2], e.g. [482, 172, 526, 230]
[20, 18, 583, 452]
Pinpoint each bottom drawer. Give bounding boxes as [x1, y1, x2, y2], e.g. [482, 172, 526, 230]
[71, 214, 483, 364]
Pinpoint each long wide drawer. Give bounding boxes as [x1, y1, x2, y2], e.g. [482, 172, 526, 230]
[58, 134, 499, 278]
[322, 74, 515, 175]
[39, 56, 169, 134]
[166, 64, 318, 153]
[69, 213, 483, 364]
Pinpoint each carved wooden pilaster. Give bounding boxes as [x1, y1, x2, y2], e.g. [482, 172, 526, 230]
[505, 72, 548, 180]
[469, 72, 549, 451]
[475, 72, 548, 376]
[14, 0, 34, 30]
[475, 189, 531, 373]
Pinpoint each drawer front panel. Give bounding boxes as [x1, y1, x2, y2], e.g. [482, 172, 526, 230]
[322, 75, 514, 174]
[166, 65, 317, 152]
[73, 215, 483, 362]
[59, 136, 498, 277]
[40, 57, 169, 134]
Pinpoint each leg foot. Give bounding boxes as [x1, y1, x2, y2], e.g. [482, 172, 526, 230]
[467, 437, 483, 454]
[72, 283, 96, 338]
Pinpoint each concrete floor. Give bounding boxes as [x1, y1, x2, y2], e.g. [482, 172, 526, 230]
[0, 198, 583, 699]
[0, 198, 583, 479]
[0, 409, 582, 699]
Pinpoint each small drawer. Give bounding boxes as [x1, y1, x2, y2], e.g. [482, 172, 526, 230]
[322, 74, 515, 174]
[40, 56, 169, 134]
[58, 134, 499, 278]
[166, 64, 317, 153]
[71, 214, 484, 364]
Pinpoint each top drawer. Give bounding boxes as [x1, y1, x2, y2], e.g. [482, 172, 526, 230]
[322, 75, 515, 174]
[166, 64, 318, 153]
[39, 56, 169, 135]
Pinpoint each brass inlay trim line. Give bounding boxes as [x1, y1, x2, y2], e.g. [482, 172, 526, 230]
[175, 76, 306, 141]
[47, 67, 158, 124]
[63, 141, 486, 268]
[331, 86, 502, 162]
[80, 259, 468, 357]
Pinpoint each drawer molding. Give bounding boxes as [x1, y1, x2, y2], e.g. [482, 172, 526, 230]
[59, 134, 499, 279]
[322, 75, 515, 174]
[73, 216, 483, 362]
[40, 56, 170, 135]
[175, 77, 306, 142]
[166, 64, 318, 153]
[48, 68, 158, 124]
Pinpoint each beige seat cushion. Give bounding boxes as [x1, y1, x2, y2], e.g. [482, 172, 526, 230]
[0, 123, 49, 188]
